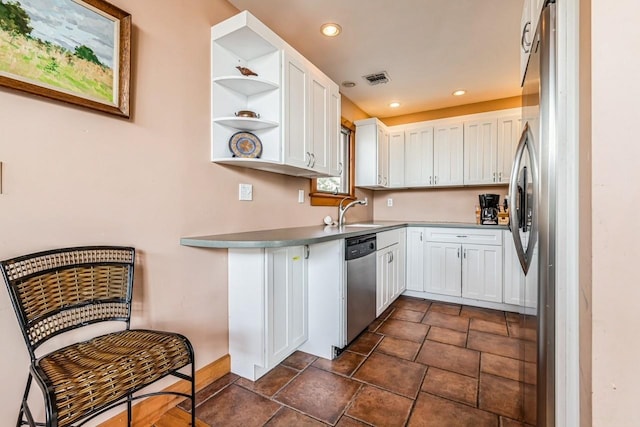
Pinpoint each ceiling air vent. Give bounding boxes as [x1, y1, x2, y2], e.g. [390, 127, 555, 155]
[362, 71, 390, 86]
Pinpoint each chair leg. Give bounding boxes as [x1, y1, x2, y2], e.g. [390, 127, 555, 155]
[127, 394, 132, 427]
[191, 362, 196, 426]
[17, 374, 34, 427]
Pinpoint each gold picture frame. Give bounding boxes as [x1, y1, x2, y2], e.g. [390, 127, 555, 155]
[0, 0, 131, 118]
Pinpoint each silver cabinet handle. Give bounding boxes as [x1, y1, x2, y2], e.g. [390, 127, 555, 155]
[378, 174, 382, 185]
[304, 245, 310, 259]
[429, 176, 432, 185]
[463, 249, 466, 259]
[434, 176, 438, 185]
[498, 172, 502, 181]
[387, 252, 392, 264]
[521, 21, 532, 53]
[420, 232, 423, 241]
[310, 153, 316, 168]
[306, 152, 311, 167]
[456, 235, 468, 238]
[338, 162, 343, 175]
[493, 172, 496, 182]
[457, 248, 460, 258]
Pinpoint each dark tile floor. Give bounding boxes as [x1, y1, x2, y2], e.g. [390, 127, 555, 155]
[174, 296, 537, 427]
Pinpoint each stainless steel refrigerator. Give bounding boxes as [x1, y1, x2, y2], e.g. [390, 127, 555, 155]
[509, 2, 556, 426]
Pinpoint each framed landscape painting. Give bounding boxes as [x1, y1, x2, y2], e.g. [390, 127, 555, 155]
[0, 0, 131, 118]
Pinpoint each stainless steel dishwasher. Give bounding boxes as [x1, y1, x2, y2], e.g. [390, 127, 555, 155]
[345, 234, 377, 344]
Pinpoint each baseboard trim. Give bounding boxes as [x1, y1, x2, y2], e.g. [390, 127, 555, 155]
[98, 354, 231, 427]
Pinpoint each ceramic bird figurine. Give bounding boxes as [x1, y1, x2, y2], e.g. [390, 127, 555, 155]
[236, 66, 258, 77]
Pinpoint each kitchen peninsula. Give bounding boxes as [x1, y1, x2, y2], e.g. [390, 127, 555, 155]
[181, 221, 524, 381]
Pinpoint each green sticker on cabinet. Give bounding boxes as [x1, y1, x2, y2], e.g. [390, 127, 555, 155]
[292, 256, 300, 261]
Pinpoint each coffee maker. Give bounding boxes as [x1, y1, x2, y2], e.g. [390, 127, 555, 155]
[479, 194, 500, 225]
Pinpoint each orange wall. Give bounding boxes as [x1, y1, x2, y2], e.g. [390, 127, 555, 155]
[380, 96, 521, 126]
[0, 0, 372, 421]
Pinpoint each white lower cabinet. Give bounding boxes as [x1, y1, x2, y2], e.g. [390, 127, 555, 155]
[406, 227, 504, 305]
[376, 229, 406, 316]
[461, 244, 503, 303]
[228, 246, 308, 380]
[406, 228, 425, 291]
[300, 239, 345, 359]
[425, 241, 462, 297]
[503, 230, 538, 310]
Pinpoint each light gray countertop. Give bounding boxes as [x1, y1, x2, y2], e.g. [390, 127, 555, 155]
[180, 221, 509, 249]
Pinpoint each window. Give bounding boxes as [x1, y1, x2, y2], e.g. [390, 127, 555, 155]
[310, 119, 356, 206]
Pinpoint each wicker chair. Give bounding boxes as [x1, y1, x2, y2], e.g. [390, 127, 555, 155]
[1, 246, 196, 427]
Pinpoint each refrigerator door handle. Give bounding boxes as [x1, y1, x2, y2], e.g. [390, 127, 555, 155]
[509, 122, 538, 274]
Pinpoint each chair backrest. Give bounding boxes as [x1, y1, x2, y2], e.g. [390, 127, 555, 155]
[1, 246, 135, 359]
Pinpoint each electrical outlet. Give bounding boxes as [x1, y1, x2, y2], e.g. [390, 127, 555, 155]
[239, 183, 253, 201]
[298, 189, 305, 203]
[387, 198, 393, 207]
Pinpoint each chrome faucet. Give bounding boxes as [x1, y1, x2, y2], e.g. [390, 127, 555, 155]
[338, 197, 368, 227]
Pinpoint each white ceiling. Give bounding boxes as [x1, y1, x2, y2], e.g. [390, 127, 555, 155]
[228, 0, 524, 118]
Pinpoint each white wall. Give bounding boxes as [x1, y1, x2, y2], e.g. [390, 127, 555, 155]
[0, 0, 371, 422]
[591, 0, 640, 425]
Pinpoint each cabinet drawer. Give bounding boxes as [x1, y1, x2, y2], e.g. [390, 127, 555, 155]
[377, 229, 401, 250]
[424, 227, 503, 246]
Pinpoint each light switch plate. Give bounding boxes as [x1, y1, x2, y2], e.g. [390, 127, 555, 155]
[239, 183, 253, 201]
[298, 189, 305, 203]
[387, 198, 393, 207]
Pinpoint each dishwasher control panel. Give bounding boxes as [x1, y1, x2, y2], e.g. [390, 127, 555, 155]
[345, 235, 377, 260]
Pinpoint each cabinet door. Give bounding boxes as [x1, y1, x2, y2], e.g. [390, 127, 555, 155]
[284, 52, 310, 169]
[503, 231, 526, 305]
[376, 250, 391, 316]
[524, 242, 538, 310]
[329, 85, 342, 176]
[425, 242, 461, 297]
[389, 244, 402, 301]
[520, 0, 533, 84]
[496, 115, 522, 184]
[464, 119, 498, 185]
[404, 127, 434, 187]
[309, 70, 331, 174]
[461, 244, 503, 303]
[433, 123, 464, 186]
[378, 127, 389, 186]
[406, 228, 425, 292]
[396, 228, 406, 296]
[388, 131, 405, 188]
[266, 246, 308, 365]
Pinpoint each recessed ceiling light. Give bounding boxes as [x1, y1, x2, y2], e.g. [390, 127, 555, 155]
[342, 81, 356, 88]
[320, 23, 342, 37]
[389, 102, 401, 108]
[452, 89, 466, 96]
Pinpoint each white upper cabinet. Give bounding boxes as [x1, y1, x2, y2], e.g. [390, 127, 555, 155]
[388, 131, 405, 188]
[211, 11, 340, 178]
[329, 85, 342, 177]
[283, 51, 309, 170]
[464, 118, 498, 185]
[404, 126, 434, 187]
[463, 112, 522, 186]
[355, 118, 389, 188]
[433, 122, 464, 186]
[356, 109, 520, 190]
[520, 0, 546, 84]
[496, 115, 523, 184]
